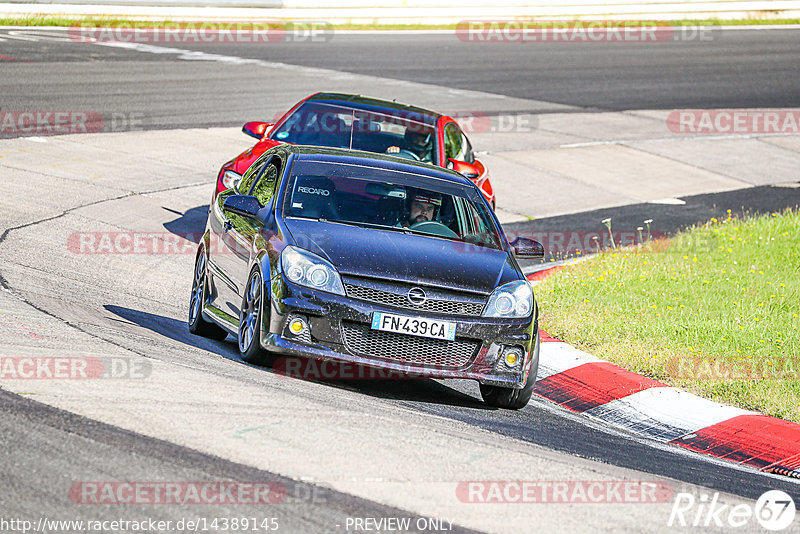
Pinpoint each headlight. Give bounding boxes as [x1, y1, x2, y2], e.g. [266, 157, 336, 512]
[483, 280, 533, 318]
[221, 170, 242, 190]
[281, 246, 345, 296]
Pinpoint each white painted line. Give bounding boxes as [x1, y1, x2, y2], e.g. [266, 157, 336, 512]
[326, 30, 456, 35]
[536, 342, 601, 381]
[585, 387, 756, 442]
[90, 40, 514, 104]
[710, 24, 800, 30]
[335, 25, 800, 33]
[648, 197, 686, 205]
[2, 24, 800, 32]
[559, 140, 638, 148]
[171, 361, 209, 372]
[560, 131, 800, 149]
[532, 393, 796, 481]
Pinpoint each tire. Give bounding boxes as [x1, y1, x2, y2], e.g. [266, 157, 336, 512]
[188, 248, 229, 341]
[238, 268, 272, 365]
[479, 329, 540, 409]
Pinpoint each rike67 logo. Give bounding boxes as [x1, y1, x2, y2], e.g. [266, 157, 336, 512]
[669, 490, 796, 531]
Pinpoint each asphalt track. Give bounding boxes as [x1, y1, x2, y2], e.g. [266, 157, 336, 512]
[1, 28, 799, 132]
[163, 29, 800, 111]
[1, 28, 799, 533]
[1, 389, 478, 534]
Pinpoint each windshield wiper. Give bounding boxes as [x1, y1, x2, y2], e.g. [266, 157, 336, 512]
[331, 220, 408, 233]
[287, 216, 483, 242]
[288, 216, 406, 233]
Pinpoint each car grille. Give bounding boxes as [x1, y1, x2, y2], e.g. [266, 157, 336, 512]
[344, 284, 484, 317]
[341, 321, 480, 370]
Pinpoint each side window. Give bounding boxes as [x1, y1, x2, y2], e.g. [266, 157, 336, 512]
[452, 197, 473, 235]
[445, 122, 474, 164]
[444, 122, 462, 162]
[453, 196, 499, 248]
[237, 153, 270, 194]
[251, 159, 281, 207]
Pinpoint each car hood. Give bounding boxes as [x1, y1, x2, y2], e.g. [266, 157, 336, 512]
[283, 218, 518, 294]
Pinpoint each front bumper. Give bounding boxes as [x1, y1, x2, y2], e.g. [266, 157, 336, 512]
[261, 276, 538, 388]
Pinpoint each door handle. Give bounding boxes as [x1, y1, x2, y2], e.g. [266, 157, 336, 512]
[223, 221, 232, 233]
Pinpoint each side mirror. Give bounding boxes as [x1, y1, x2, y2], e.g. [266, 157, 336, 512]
[448, 159, 480, 179]
[242, 121, 273, 140]
[223, 195, 261, 218]
[510, 237, 544, 259]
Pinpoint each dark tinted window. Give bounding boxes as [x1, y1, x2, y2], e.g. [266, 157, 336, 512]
[251, 162, 280, 206]
[271, 102, 438, 164]
[282, 159, 501, 250]
[238, 153, 271, 194]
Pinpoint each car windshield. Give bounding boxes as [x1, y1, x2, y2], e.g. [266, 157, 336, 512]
[282, 159, 503, 250]
[270, 101, 438, 165]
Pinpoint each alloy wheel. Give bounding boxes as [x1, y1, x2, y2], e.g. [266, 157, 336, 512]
[239, 272, 262, 353]
[189, 251, 206, 325]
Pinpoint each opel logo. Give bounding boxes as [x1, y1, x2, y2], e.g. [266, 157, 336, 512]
[407, 287, 427, 306]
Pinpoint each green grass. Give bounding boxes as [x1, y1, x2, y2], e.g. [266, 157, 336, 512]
[536, 209, 800, 421]
[1, 16, 799, 29]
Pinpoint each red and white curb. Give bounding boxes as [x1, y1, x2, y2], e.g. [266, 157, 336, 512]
[529, 266, 800, 479]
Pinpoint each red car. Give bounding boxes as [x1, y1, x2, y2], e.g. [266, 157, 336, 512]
[214, 92, 495, 208]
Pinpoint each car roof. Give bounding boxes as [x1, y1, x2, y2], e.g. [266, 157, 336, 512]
[304, 93, 442, 126]
[285, 145, 473, 187]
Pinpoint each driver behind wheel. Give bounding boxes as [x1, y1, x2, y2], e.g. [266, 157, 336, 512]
[386, 129, 433, 162]
[403, 191, 442, 227]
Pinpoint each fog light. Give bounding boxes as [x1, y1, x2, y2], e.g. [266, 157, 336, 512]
[289, 317, 308, 336]
[504, 347, 523, 367]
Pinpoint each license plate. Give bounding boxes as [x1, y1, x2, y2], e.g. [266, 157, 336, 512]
[371, 312, 456, 341]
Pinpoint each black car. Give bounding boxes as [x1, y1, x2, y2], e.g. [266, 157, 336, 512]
[189, 146, 543, 409]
